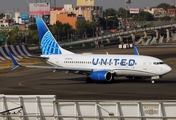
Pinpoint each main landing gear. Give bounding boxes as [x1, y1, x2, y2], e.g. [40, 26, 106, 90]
[86, 77, 93, 83]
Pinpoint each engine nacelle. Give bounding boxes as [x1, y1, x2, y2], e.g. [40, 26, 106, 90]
[90, 71, 113, 82]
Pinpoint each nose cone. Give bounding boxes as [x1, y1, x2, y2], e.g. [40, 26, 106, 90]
[164, 65, 172, 74]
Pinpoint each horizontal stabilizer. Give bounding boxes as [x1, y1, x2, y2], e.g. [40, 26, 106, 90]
[8, 51, 20, 71]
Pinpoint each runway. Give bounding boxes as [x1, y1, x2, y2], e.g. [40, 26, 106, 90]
[0, 45, 176, 100]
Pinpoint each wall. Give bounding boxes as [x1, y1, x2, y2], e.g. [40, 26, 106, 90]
[50, 6, 103, 26]
[50, 9, 91, 26]
[1, 95, 176, 120]
[56, 13, 77, 29]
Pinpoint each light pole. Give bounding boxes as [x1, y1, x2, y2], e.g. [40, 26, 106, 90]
[125, 0, 131, 23]
[67, 29, 69, 41]
[119, 21, 121, 31]
[84, 28, 87, 39]
[58, 30, 60, 42]
[93, 27, 94, 38]
[5, 30, 10, 46]
[125, 0, 127, 23]
[106, 17, 108, 35]
[95, 20, 99, 48]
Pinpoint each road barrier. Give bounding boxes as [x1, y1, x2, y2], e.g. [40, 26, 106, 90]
[0, 45, 31, 61]
[0, 95, 176, 120]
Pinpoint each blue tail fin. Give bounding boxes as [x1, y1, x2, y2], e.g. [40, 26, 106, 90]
[133, 46, 139, 55]
[36, 18, 73, 55]
[8, 52, 19, 71]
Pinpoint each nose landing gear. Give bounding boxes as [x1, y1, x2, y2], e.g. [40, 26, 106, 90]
[151, 76, 160, 84]
[151, 80, 155, 84]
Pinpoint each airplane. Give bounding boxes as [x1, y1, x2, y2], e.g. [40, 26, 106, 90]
[8, 18, 172, 84]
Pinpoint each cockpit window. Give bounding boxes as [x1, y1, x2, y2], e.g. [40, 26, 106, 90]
[153, 62, 165, 65]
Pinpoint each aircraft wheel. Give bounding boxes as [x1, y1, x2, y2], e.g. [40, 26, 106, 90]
[151, 80, 155, 84]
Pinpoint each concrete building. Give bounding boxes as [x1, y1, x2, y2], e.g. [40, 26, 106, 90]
[14, 12, 22, 24]
[168, 8, 176, 17]
[52, 11, 85, 29]
[0, 19, 9, 27]
[0, 12, 13, 27]
[143, 7, 167, 17]
[50, 4, 103, 29]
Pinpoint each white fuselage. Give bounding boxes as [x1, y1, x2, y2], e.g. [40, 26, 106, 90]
[42, 54, 171, 78]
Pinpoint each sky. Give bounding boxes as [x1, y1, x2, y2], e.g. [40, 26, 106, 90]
[0, 0, 174, 14]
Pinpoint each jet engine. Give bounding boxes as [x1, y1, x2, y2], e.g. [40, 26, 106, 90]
[90, 71, 113, 82]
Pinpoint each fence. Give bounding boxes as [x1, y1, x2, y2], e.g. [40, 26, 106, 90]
[1, 95, 176, 120]
[0, 45, 31, 61]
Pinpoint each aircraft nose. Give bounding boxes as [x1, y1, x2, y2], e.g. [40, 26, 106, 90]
[164, 65, 172, 74]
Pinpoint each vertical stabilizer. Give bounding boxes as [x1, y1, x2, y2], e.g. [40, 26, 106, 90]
[36, 18, 74, 55]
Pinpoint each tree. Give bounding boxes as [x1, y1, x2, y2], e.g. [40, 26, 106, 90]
[49, 21, 73, 42]
[102, 8, 120, 30]
[116, 7, 127, 20]
[26, 24, 40, 44]
[0, 13, 5, 19]
[155, 3, 172, 11]
[104, 8, 117, 17]
[76, 20, 95, 39]
[139, 11, 154, 21]
[26, 30, 39, 44]
[8, 27, 20, 44]
[0, 27, 21, 45]
[28, 24, 37, 30]
[98, 17, 106, 30]
[162, 16, 171, 21]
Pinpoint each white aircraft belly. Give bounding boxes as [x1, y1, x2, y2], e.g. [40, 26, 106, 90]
[114, 69, 157, 77]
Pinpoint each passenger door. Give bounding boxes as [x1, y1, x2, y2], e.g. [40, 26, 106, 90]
[143, 60, 147, 70]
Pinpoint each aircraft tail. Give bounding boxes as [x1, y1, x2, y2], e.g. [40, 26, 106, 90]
[36, 18, 74, 55]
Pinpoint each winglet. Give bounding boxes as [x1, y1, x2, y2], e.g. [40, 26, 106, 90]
[8, 51, 19, 71]
[133, 46, 140, 55]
